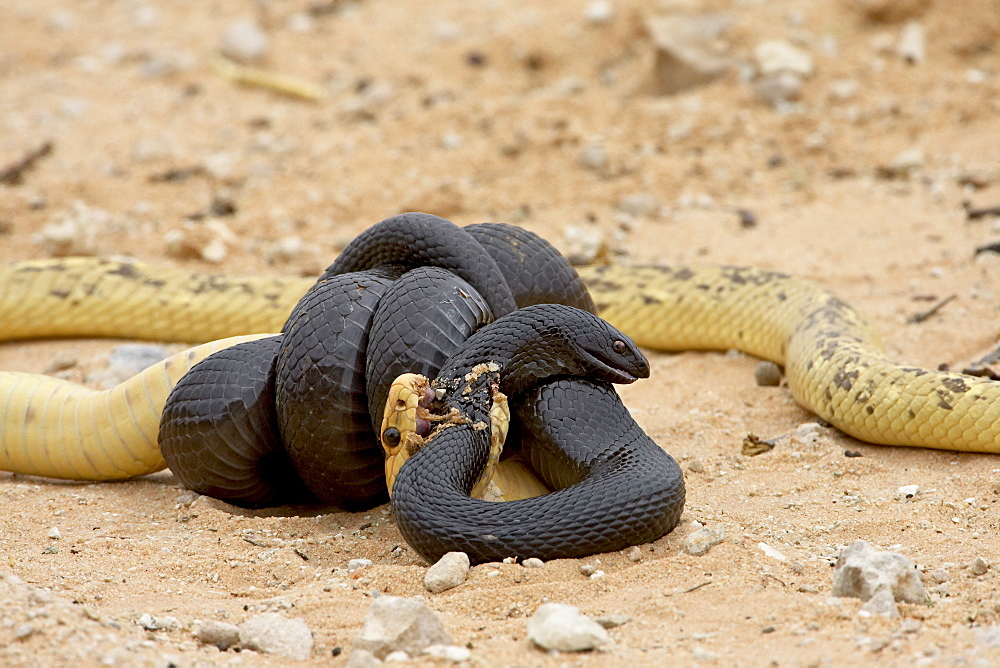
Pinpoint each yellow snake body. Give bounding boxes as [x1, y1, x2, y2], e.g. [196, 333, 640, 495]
[0, 256, 996, 483]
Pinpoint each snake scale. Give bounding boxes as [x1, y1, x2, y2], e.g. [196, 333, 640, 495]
[1, 217, 998, 493]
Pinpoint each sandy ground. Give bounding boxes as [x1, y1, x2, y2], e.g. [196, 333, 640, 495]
[2, 0, 1000, 665]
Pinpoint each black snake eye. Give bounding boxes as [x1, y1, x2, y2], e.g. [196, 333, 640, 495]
[382, 427, 401, 448]
[612, 339, 627, 355]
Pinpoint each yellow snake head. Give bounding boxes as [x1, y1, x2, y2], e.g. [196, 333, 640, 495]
[379, 372, 512, 500]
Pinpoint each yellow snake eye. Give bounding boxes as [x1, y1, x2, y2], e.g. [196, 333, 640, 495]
[382, 427, 401, 448]
[612, 339, 627, 355]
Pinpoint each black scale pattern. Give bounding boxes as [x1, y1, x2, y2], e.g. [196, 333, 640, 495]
[158, 337, 310, 508]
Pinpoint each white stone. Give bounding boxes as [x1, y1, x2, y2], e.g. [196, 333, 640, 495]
[47, 527, 61, 540]
[831, 540, 926, 604]
[897, 484, 919, 499]
[583, 1, 615, 25]
[684, 526, 725, 556]
[754, 40, 814, 77]
[424, 552, 470, 593]
[521, 558, 545, 569]
[527, 603, 610, 652]
[424, 644, 472, 662]
[898, 21, 925, 64]
[352, 596, 451, 660]
[219, 19, 269, 64]
[239, 613, 313, 660]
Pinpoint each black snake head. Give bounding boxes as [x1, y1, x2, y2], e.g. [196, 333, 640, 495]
[489, 304, 649, 395]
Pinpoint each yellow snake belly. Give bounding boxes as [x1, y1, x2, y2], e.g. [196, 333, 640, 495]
[0, 257, 996, 483]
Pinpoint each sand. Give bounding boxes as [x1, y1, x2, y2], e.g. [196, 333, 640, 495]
[1, 0, 999, 665]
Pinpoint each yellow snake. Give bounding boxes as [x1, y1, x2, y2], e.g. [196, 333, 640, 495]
[0, 255, 997, 482]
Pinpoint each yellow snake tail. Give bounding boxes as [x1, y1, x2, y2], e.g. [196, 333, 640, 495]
[587, 265, 1000, 454]
[0, 258, 311, 343]
[0, 334, 273, 480]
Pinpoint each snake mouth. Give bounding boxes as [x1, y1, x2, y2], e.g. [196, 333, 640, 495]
[577, 348, 641, 384]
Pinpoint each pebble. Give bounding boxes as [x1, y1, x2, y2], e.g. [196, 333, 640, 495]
[352, 596, 451, 660]
[348, 558, 373, 572]
[34, 202, 112, 256]
[897, 484, 919, 499]
[898, 21, 926, 64]
[578, 142, 609, 171]
[579, 564, 597, 576]
[583, 1, 615, 25]
[885, 147, 924, 179]
[971, 557, 990, 576]
[424, 551, 470, 593]
[424, 644, 472, 662]
[617, 193, 660, 218]
[47, 527, 61, 540]
[754, 40, 814, 77]
[239, 613, 313, 660]
[831, 540, 926, 605]
[87, 344, 171, 389]
[164, 219, 236, 264]
[754, 71, 804, 106]
[596, 614, 631, 629]
[527, 603, 610, 652]
[385, 650, 410, 661]
[346, 649, 381, 668]
[645, 14, 733, 95]
[219, 19, 269, 64]
[522, 557, 545, 569]
[562, 224, 607, 265]
[687, 458, 705, 473]
[627, 546, 643, 562]
[684, 526, 725, 556]
[927, 568, 950, 584]
[138, 613, 179, 631]
[195, 620, 240, 650]
[860, 586, 900, 618]
[754, 361, 783, 386]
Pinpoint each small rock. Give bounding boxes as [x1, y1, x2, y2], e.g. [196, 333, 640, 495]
[522, 558, 545, 569]
[578, 142, 608, 171]
[219, 19, 269, 64]
[583, 1, 615, 25]
[754, 72, 804, 106]
[646, 14, 733, 95]
[14, 623, 35, 640]
[827, 78, 859, 102]
[758, 542, 788, 561]
[347, 649, 382, 668]
[562, 224, 608, 265]
[754, 361, 782, 386]
[579, 564, 597, 576]
[754, 40, 814, 77]
[687, 458, 705, 473]
[47, 527, 61, 540]
[527, 603, 610, 652]
[34, 202, 113, 256]
[971, 557, 990, 576]
[685, 526, 725, 556]
[596, 614, 631, 629]
[832, 540, 926, 604]
[109, 344, 171, 374]
[927, 568, 949, 584]
[164, 220, 236, 264]
[385, 650, 410, 662]
[861, 586, 900, 618]
[267, 236, 305, 264]
[897, 21, 925, 64]
[348, 558, 373, 572]
[897, 484, 919, 499]
[627, 546, 643, 562]
[900, 619, 921, 633]
[239, 613, 313, 660]
[884, 147, 924, 179]
[352, 596, 451, 660]
[138, 613, 179, 631]
[196, 620, 240, 650]
[976, 626, 1000, 649]
[617, 193, 660, 218]
[424, 644, 472, 662]
[424, 552, 470, 593]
